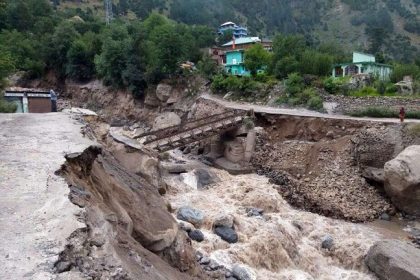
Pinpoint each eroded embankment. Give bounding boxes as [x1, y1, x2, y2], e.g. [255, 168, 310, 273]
[252, 114, 417, 222]
[56, 146, 202, 279]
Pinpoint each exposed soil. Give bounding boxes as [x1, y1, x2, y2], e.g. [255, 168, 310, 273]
[56, 146, 203, 279]
[252, 115, 396, 222]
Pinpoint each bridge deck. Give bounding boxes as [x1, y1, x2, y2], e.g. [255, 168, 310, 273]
[137, 110, 251, 152]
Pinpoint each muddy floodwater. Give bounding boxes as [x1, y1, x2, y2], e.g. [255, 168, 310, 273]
[163, 151, 413, 280]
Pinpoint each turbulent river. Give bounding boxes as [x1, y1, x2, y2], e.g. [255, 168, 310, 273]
[162, 152, 408, 280]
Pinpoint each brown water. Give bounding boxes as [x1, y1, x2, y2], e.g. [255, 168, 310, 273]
[163, 153, 410, 280]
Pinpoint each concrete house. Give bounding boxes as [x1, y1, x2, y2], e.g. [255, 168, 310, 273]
[332, 52, 393, 80]
[223, 37, 273, 76]
[218, 22, 248, 38]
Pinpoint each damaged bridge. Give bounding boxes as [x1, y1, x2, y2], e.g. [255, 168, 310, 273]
[135, 109, 253, 153]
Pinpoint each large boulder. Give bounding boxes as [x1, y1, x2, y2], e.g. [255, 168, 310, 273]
[365, 240, 420, 280]
[384, 145, 420, 216]
[214, 226, 238, 244]
[153, 112, 181, 130]
[156, 83, 173, 102]
[177, 206, 205, 227]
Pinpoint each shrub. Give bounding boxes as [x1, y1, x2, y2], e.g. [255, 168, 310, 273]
[350, 87, 379, 97]
[323, 76, 349, 94]
[276, 86, 323, 111]
[0, 98, 17, 113]
[285, 73, 304, 96]
[349, 107, 420, 119]
[349, 107, 396, 118]
[385, 84, 398, 94]
[307, 95, 324, 111]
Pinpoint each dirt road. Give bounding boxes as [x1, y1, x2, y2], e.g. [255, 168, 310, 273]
[0, 113, 93, 279]
[201, 94, 420, 123]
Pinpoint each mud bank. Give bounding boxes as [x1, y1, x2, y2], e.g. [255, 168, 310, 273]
[56, 146, 202, 279]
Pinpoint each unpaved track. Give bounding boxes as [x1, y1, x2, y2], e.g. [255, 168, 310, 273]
[202, 94, 420, 123]
[0, 113, 93, 279]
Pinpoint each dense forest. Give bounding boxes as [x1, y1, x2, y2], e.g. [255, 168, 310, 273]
[0, 0, 419, 104]
[52, 0, 420, 62]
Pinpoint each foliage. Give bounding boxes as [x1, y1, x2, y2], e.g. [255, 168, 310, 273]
[350, 87, 379, 97]
[390, 63, 420, 83]
[0, 98, 17, 113]
[211, 74, 260, 95]
[277, 86, 324, 111]
[349, 107, 420, 119]
[197, 54, 219, 79]
[244, 44, 271, 76]
[285, 73, 304, 96]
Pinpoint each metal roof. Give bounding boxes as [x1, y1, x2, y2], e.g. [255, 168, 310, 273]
[220, 22, 236, 27]
[222, 37, 261, 47]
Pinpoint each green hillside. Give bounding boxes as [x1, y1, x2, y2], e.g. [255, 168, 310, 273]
[55, 0, 420, 62]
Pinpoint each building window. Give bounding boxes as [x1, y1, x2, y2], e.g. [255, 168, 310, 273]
[232, 59, 237, 65]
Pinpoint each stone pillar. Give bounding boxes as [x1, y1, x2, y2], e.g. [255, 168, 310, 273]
[341, 66, 346, 77]
[208, 135, 224, 160]
[244, 129, 256, 162]
[22, 94, 29, 113]
[332, 68, 336, 77]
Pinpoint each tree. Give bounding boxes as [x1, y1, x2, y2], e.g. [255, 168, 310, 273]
[66, 39, 96, 81]
[197, 54, 218, 79]
[45, 21, 80, 78]
[0, 48, 15, 89]
[95, 24, 131, 88]
[244, 44, 271, 76]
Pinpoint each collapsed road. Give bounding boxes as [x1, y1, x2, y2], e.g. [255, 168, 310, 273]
[0, 113, 93, 279]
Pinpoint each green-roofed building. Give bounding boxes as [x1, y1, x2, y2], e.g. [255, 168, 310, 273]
[332, 52, 393, 80]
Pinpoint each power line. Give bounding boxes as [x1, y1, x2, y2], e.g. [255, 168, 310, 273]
[104, 0, 113, 25]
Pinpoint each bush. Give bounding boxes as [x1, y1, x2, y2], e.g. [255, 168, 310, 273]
[349, 107, 420, 119]
[210, 74, 259, 94]
[307, 95, 324, 111]
[349, 107, 396, 118]
[0, 98, 17, 113]
[323, 76, 349, 94]
[276, 86, 324, 111]
[285, 73, 304, 96]
[350, 87, 379, 97]
[385, 84, 398, 94]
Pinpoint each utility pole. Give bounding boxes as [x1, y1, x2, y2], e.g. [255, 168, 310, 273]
[104, 0, 113, 25]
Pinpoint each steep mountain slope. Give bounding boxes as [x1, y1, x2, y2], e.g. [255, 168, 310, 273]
[57, 0, 419, 62]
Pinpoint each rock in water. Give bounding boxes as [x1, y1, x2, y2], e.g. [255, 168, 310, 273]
[214, 226, 238, 244]
[321, 235, 334, 250]
[232, 264, 257, 280]
[188, 230, 204, 242]
[195, 168, 218, 189]
[213, 214, 234, 228]
[384, 145, 420, 216]
[177, 206, 204, 227]
[366, 240, 420, 280]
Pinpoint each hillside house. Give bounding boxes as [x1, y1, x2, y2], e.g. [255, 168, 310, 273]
[332, 52, 392, 80]
[218, 22, 248, 38]
[222, 37, 272, 76]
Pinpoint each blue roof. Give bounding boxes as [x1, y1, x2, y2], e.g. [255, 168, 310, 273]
[222, 37, 261, 47]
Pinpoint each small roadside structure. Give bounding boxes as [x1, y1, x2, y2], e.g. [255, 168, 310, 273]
[332, 52, 392, 80]
[3, 88, 57, 113]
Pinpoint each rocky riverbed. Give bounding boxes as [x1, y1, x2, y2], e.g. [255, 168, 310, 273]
[161, 151, 397, 280]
